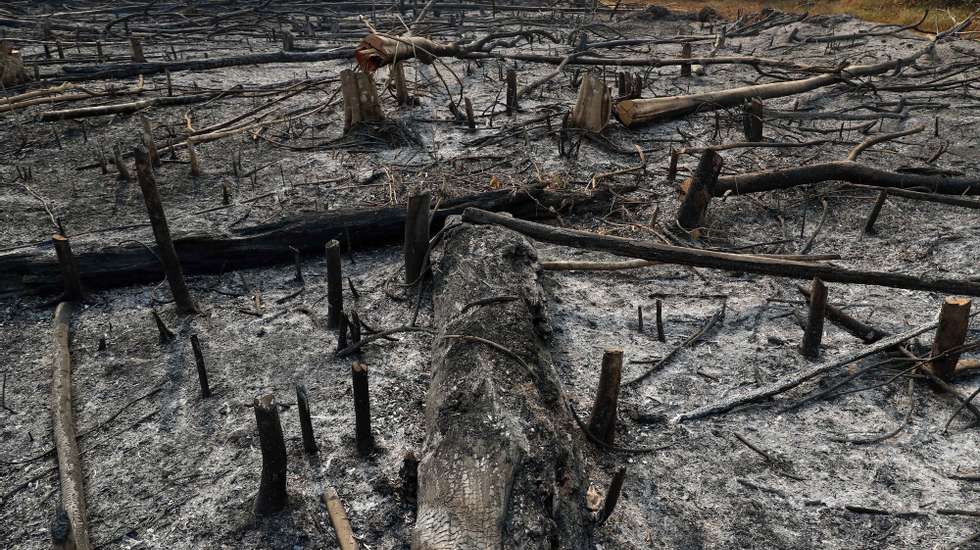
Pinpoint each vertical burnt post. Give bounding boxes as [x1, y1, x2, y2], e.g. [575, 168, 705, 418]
[113, 143, 130, 181]
[351, 362, 374, 456]
[800, 277, 827, 358]
[325, 239, 343, 329]
[403, 191, 431, 286]
[680, 43, 692, 77]
[349, 310, 362, 347]
[400, 451, 419, 508]
[296, 384, 318, 454]
[464, 97, 476, 131]
[931, 297, 973, 381]
[393, 62, 409, 106]
[656, 299, 665, 342]
[863, 190, 888, 235]
[52, 234, 83, 302]
[190, 335, 211, 397]
[129, 36, 145, 63]
[134, 145, 197, 314]
[253, 392, 288, 515]
[505, 68, 518, 114]
[676, 148, 724, 234]
[140, 115, 160, 167]
[742, 97, 764, 142]
[337, 312, 349, 352]
[587, 349, 623, 444]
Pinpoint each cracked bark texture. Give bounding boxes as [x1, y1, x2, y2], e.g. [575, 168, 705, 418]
[413, 222, 591, 550]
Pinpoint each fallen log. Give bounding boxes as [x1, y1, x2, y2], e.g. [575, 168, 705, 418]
[52, 302, 91, 550]
[612, 25, 961, 128]
[54, 48, 355, 81]
[38, 93, 220, 121]
[414, 221, 590, 548]
[714, 161, 980, 196]
[0, 187, 611, 296]
[460, 208, 980, 296]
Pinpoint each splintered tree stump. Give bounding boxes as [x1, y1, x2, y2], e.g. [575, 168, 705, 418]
[296, 384, 317, 453]
[863, 190, 888, 235]
[52, 234, 83, 302]
[587, 349, 623, 444]
[930, 297, 973, 381]
[800, 277, 827, 358]
[190, 335, 211, 397]
[392, 61, 410, 106]
[340, 69, 384, 132]
[403, 191, 431, 285]
[253, 393, 288, 516]
[569, 72, 612, 133]
[676, 148, 724, 234]
[134, 145, 197, 314]
[140, 115, 160, 168]
[325, 239, 343, 329]
[742, 97, 763, 142]
[413, 222, 591, 549]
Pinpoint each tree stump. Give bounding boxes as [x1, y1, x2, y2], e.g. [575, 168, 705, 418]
[931, 297, 973, 381]
[569, 73, 612, 133]
[413, 222, 591, 549]
[340, 69, 384, 133]
[676, 149, 724, 235]
[253, 393, 288, 515]
[0, 40, 30, 86]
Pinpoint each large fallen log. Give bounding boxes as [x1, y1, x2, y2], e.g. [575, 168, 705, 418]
[52, 302, 91, 550]
[53, 48, 355, 81]
[0, 187, 611, 296]
[460, 208, 980, 296]
[714, 161, 980, 196]
[612, 19, 972, 128]
[415, 221, 590, 549]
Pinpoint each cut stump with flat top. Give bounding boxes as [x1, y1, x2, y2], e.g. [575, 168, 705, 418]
[931, 297, 972, 381]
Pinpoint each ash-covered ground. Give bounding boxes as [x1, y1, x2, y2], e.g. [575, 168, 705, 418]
[2, 2, 980, 549]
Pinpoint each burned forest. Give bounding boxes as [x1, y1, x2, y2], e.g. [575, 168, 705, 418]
[3, 1, 980, 548]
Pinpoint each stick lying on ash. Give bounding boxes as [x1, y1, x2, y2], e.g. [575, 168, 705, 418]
[460, 208, 980, 296]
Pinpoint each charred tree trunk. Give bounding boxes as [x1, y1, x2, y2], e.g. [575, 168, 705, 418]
[414, 222, 591, 549]
[1, 187, 611, 296]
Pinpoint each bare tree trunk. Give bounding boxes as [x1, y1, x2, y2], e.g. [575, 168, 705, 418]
[414, 223, 591, 549]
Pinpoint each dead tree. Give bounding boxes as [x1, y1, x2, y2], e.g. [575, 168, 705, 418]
[52, 302, 91, 550]
[414, 222, 591, 548]
[340, 69, 384, 132]
[134, 145, 197, 314]
[614, 40, 943, 127]
[569, 73, 611, 133]
[461, 208, 980, 296]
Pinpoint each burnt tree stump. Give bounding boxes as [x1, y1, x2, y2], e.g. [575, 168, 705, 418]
[52, 234, 83, 302]
[413, 222, 591, 548]
[800, 277, 827, 358]
[587, 349, 623, 444]
[253, 393, 288, 515]
[931, 297, 973, 381]
[325, 239, 343, 329]
[340, 69, 384, 132]
[676, 148, 724, 235]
